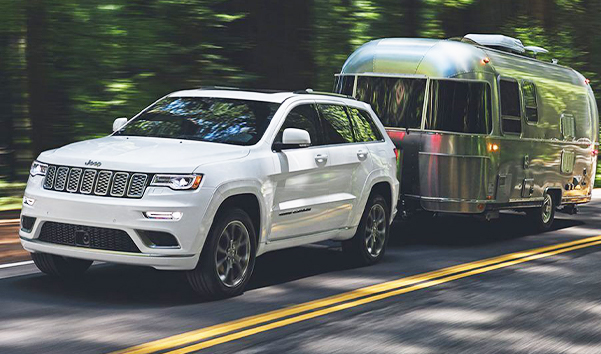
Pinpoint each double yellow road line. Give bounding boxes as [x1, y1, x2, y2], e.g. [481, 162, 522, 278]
[112, 235, 601, 354]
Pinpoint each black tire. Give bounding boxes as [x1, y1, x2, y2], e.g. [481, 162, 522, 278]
[31, 252, 92, 277]
[526, 192, 555, 232]
[187, 208, 257, 300]
[343, 194, 390, 266]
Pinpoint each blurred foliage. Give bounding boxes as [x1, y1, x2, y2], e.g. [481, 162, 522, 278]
[0, 0, 600, 203]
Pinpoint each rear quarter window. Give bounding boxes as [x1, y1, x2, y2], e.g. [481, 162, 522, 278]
[347, 107, 383, 142]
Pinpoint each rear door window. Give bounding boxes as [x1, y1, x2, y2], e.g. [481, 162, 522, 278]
[500, 79, 522, 134]
[424, 80, 492, 134]
[347, 107, 383, 142]
[353, 76, 426, 129]
[317, 104, 355, 144]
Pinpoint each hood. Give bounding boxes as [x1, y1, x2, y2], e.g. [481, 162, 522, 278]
[38, 136, 250, 173]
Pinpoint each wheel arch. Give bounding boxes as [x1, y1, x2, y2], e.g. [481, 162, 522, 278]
[544, 187, 562, 207]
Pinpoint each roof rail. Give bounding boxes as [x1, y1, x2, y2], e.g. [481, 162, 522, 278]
[197, 86, 287, 94]
[293, 88, 356, 100]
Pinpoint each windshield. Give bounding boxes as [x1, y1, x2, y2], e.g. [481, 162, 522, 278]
[115, 97, 280, 145]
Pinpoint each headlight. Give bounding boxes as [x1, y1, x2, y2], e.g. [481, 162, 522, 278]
[30, 161, 48, 177]
[150, 175, 203, 190]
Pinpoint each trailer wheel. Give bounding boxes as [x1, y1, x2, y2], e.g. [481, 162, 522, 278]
[526, 192, 555, 232]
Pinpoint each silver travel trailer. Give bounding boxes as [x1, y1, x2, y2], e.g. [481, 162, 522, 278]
[334, 34, 599, 229]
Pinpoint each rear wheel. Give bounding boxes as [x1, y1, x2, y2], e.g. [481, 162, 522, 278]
[343, 194, 390, 266]
[187, 208, 256, 300]
[31, 253, 92, 277]
[526, 192, 555, 232]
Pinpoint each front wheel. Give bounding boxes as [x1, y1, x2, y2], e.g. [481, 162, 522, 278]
[187, 208, 256, 300]
[526, 192, 555, 232]
[31, 253, 92, 277]
[343, 194, 390, 266]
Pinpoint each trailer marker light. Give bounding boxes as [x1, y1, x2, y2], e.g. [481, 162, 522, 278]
[482, 57, 490, 64]
[585, 78, 591, 85]
[592, 149, 598, 156]
[487, 143, 499, 152]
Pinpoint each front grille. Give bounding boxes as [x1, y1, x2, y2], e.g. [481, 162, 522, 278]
[55, 167, 69, 191]
[80, 170, 96, 194]
[38, 222, 141, 253]
[128, 174, 148, 197]
[42, 165, 150, 199]
[110, 172, 129, 197]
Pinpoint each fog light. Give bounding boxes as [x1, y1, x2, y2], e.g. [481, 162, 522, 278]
[143, 211, 183, 221]
[23, 196, 35, 206]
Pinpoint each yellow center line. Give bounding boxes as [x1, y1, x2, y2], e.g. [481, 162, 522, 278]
[110, 235, 601, 354]
[167, 238, 601, 354]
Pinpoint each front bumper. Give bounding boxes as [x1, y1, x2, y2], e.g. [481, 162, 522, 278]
[20, 176, 216, 270]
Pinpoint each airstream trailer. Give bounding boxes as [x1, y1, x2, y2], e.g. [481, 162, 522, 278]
[334, 34, 599, 229]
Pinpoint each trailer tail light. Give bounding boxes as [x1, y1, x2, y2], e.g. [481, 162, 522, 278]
[487, 143, 500, 153]
[592, 149, 598, 156]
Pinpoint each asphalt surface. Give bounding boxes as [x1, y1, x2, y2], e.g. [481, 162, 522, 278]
[2, 193, 601, 353]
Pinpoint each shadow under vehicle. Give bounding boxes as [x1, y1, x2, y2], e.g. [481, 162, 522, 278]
[334, 34, 599, 230]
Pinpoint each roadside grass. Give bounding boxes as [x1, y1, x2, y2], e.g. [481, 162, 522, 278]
[0, 196, 22, 212]
[0, 180, 25, 212]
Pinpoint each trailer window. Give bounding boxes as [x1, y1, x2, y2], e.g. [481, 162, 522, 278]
[500, 79, 522, 134]
[522, 81, 538, 123]
[353, 76, 426, 129]
[425, 80, 492, 134]
[334, 75, 355, 96]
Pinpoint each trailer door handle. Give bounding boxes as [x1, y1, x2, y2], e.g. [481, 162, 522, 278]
[314, 153, 328, 164]
[357, 149, 369, 160]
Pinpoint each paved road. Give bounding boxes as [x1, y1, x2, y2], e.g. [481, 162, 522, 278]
[2, 193, 601, 354]
[0, 219, 29, 265]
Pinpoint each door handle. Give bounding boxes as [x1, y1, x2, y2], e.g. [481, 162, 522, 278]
[314, 153, 328, 164]
[357, 149, 369, 160]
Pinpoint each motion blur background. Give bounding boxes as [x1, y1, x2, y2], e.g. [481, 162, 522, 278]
[1, 0, 600, 211]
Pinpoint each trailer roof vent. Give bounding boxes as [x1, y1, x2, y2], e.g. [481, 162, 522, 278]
[463, 34, 526, 55]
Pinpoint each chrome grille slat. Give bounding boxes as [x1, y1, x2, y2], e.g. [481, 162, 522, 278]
[80, 170, 97, 194]
[110, 172, 129, 197]
[43, 166, 57, 189]
[67, 168, 83, 192]
[42, 165, 148, 199]
[95, 171, 112, 195]
[127, 173, 148, 198]
[54, 167, 69, 191]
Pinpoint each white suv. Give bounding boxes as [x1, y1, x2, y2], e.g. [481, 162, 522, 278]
[20, 88, 399, 299]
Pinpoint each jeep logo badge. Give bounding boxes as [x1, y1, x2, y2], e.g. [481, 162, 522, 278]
[85, 160, 102, 167]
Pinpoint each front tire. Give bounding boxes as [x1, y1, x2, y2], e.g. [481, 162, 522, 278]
[187, 208, 256, 300]
[526, 192, 555, 232]
[343, 194, 390, 266]
[31, 253, 92, 277]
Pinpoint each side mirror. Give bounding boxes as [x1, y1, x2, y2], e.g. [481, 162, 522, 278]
[113, 117, 128, 132]
[273, 128, 311, 151]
